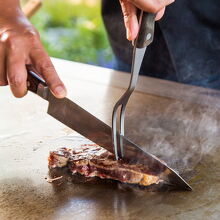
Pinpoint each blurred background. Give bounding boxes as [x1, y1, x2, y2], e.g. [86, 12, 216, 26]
[22, 0, 113, 68]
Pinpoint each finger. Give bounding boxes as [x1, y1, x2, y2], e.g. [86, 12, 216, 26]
[119, 0, 139, 40]
[0, 44, 7, 86]
[128, 0, 175, 14]
[155, 7, 166, 20]
[6, 54, 27, 98]
[30, 48, 67, 98]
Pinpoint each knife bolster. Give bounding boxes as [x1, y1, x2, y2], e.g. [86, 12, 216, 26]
[37, 83, 49, 100]
[27, 66, 49, 100]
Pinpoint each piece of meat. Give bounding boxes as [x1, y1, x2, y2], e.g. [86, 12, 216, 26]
[48, 144, 162, 187]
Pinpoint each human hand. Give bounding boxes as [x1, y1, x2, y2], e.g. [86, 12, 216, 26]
[119, 0, 175, 41]
[0, 10, 66, 98]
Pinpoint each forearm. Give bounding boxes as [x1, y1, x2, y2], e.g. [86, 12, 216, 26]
[0, 0, 32, 35]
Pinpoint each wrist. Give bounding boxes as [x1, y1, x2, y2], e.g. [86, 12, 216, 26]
[0, 10, 33, 32]
[0, 0, 25, 22]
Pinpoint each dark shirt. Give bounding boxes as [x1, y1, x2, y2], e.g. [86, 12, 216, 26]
[101, 0, 220, 89]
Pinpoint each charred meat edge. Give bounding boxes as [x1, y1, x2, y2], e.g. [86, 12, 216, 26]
[48, 145, 163, 186]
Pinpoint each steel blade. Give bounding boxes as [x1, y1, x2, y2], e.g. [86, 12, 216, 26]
[47, 92, 113, 153]
[120, 136, 192, 191]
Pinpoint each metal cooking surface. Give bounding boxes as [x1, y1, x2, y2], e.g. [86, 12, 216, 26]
[0, 60, 220, 220]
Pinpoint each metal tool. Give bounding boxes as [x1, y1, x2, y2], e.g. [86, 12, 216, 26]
[26, 66, 192, 191]
[112, 11, 156, 160]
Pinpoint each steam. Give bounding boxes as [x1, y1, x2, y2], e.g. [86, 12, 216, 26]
[127, 101, 220, 174]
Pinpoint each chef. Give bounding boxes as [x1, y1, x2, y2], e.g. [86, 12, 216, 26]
[102, 0, 220, 89]
[0, 0, 219, 99]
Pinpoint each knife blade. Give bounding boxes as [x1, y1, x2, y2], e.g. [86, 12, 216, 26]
[26, 67, 192, 191]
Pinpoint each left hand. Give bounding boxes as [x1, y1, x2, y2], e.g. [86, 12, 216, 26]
[119, 0, 175, 41]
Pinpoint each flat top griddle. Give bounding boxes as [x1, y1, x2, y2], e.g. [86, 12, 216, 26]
[0, 58, 220, 220]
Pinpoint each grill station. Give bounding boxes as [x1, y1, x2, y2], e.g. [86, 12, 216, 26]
[0, 58, 220, 219]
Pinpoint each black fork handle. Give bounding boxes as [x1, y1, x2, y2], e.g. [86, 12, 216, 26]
[136, 11, 156, 48]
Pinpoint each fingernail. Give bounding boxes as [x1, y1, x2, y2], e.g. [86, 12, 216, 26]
[126, 29, 131, 41]
[54, 85, 66, 98]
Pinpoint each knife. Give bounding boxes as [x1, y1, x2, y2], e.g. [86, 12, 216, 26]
[26, 66, 192, 191]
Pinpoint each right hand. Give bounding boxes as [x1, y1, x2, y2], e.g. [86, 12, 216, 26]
[0, 10, 66, 98]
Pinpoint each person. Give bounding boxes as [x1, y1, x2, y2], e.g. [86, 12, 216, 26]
[102, 0, 220, 89]
[1, 0, 219, 99]
[0, 0, 175, 98]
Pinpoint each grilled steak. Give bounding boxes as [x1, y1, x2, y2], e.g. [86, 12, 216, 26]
[48, 144, 162, 187]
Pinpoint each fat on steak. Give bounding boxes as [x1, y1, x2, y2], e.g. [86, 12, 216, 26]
[48, 144, 162, 187]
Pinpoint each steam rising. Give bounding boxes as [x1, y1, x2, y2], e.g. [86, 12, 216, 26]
[127, 101, 220, 175]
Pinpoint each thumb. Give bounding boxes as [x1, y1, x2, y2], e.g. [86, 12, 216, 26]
[119, 0, 139, 41]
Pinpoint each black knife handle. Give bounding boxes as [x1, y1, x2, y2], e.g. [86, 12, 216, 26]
[26, 65, 47, 94]
[136, 11, 156, 48]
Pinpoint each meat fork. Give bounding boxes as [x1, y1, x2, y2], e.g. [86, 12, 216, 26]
[112, 11, 156, 160]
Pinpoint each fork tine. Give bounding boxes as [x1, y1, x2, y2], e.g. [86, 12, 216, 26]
[112, 105, 119, 160]
[119, 104, 126, 157]
[112, 103, 125, 160]
[112, 100, 129, 160]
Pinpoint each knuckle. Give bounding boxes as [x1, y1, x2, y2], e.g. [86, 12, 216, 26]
[149, 4, 161, 13]
[123, 12, 132, 23]
[38, 59, 54, 72]
[1, 33, 17, 49]
[121, 9, 135, 24]
[0, 31, 8, 43]
[0, 81, 7, 86]
[24, 29, 39, 43]
[127, 0, 164, 13]
[153, 0, 167, 11]
[8, 74, 24, 87]
[0, 28, 40, 50]
[128, 0, 136, 3]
